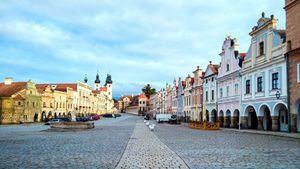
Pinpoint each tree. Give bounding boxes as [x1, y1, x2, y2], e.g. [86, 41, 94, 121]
[142, 84, 156, 98]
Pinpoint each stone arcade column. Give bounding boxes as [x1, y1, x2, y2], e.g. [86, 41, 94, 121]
[257, 116, 263, 130]
[218, 116, 224, 127]
[272, 116, 279, 131]
[241, 116, 248, 129]
[231, 116, 238, 128]
[291, 113, 297, 133]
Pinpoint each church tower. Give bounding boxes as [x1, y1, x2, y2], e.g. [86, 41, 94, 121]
[94, 71, 101, 91]
[105, 74, 113, 99]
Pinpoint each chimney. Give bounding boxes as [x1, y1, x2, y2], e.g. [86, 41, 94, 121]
[4, 77, 13, 85]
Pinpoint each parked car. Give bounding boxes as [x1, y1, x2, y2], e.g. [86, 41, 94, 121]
[102, 114, 113, 118]
[169, 115, 179, 124]
[156, 114, 172, 123]
[115, 114, 121, 117]
[144, 114, 150, 120]
[45, 118, 70, 125]
[75, 117, 88, 122]
[87, 114, 101, 121]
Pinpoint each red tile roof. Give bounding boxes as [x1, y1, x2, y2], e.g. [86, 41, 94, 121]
[239, 53, 246, 58]
[139, 93, 147, 99]
[100, 87, 107, 92]
[56, 83, 77, 92]
[190, 78, 194, 85]
[0, 82, 27, 97]
[209, 64, 219, 74]
[13, 94, 25, 100]
[35, 84, 49, 93]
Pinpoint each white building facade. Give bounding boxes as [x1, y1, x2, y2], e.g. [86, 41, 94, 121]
[241, 13, 288, 132]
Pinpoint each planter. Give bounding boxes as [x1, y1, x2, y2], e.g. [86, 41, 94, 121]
[50, 122, 94, 129]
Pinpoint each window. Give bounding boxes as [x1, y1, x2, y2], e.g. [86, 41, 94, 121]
[297, 63, 300, 83]
[206, 91, 208, 101]
[226, 64, 230, 72]
[212, 90, 214, 100]
[234, 84, 239, 95]
[246, 80, 251, 94]
[272, 73, 279, 90]
[259, 41, 264, 56]
[220, 88, 223, 98]
[226, 86, 229, 97]
[257, 77, 263, 92]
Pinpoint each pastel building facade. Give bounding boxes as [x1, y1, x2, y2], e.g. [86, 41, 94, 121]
[190, 66, 204, 122]
[176, 78, 185, 119]
[203, 62, 219, 122]
[241, 13, 288, 132]
[217, 36, 245, 128]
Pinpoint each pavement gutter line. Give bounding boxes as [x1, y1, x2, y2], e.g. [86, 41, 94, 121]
[221, 128, 300, 139]
[153, 124, 191, 169]
[114, 117, 138, 169]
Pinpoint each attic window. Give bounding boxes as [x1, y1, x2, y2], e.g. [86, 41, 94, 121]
[259, 41, 264, 56]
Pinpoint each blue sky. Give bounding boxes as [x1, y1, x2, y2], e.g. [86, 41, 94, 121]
[0, 0, 285, 98]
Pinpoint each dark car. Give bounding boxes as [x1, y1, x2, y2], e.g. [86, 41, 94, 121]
[169, 115, 178, 124]
[115, 114, 121, 117]
[76, 117, 88, 122]
[102, 114, 113, 118]
[144, 114, 150, 120]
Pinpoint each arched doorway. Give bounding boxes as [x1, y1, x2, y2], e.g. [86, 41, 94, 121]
[245, 105, 258, 129]
[274, 103, 289, 132]
[260, 105, 272, 131]
[34, 113, 38, 122]
[210, 109, 217, 123]
[233, 109, 240, 129]
[219, 110, 224, 127]
[225, 110, 231, 128]
[48, 111, 52, 119]
[41, 111, 46, 122]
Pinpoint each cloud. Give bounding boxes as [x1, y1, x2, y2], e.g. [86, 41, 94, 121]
[0, 0, 286, 96]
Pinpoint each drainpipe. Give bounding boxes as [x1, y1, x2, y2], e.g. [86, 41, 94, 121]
[285, 53, 291, 132]
[239, 72, 242, 130]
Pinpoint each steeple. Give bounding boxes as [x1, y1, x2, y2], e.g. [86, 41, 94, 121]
[105, 74, 113, 85]
[84, 74, 88, 83]
[95, 70, 100, 84]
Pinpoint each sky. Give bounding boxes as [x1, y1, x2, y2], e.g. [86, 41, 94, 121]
[0, 0, 286, 98]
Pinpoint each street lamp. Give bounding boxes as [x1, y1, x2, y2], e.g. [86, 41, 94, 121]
[275, 90, 281, 99]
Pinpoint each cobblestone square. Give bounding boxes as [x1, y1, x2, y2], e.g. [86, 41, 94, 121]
[0, 116, 299, 169]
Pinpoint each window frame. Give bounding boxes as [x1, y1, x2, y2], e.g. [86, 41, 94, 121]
[259, 41, 264, 56]
[257, 76, 263, 92]
[271, 72, 279, 90]
[297, 63, 300, 83]
[246, 80, 251, 94]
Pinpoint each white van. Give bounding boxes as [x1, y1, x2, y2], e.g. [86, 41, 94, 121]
[156, 114, 172, 123]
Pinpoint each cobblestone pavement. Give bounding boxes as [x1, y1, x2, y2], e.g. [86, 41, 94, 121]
[0, 114, 136, 169]
[116, 120, 189, 169]
[154, 122, 300, 169]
